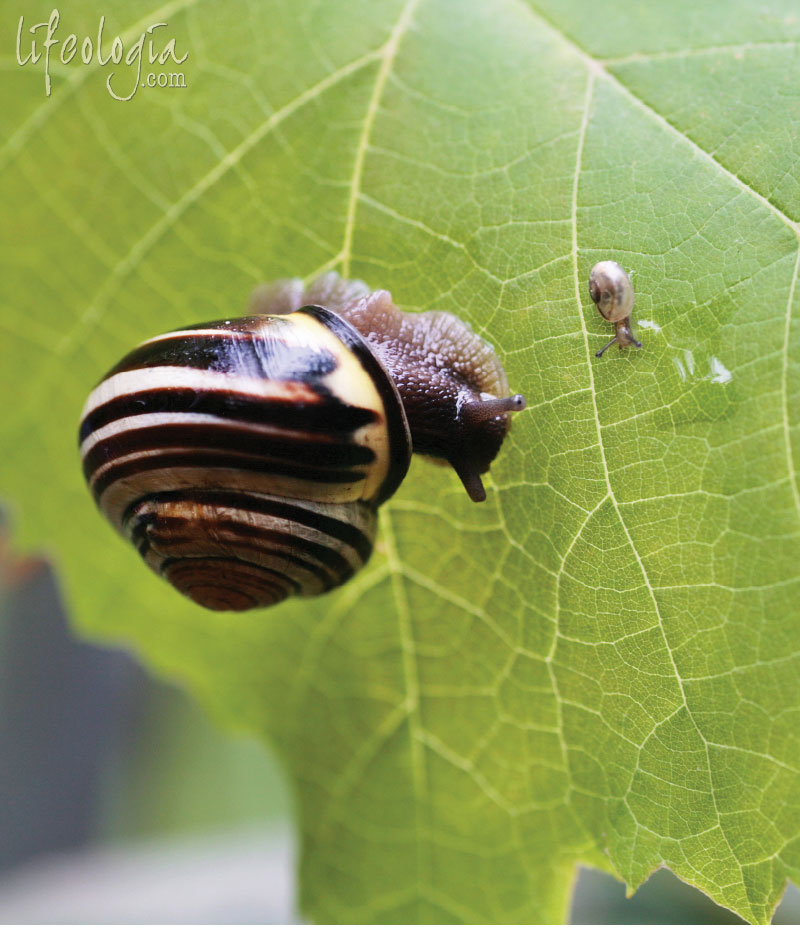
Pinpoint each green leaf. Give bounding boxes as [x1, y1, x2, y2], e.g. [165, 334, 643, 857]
[2, 0, 800, 922]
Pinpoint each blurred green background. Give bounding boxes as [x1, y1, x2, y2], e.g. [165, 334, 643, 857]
[2, 513, 799, 923]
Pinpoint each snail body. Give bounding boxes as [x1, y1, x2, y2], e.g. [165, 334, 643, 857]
[588, 261, 641, 357]
[79, 274, 525, 612]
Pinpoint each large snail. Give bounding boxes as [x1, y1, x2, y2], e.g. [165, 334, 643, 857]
[79, 274, 526, 612]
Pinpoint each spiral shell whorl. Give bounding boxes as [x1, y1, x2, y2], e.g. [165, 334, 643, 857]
[125, 491, 376, 611]
[79, 305, 407, 611]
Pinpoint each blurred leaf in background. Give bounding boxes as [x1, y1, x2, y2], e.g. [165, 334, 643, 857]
[0, 530, 296, 922]
[2, 0, 800, 923]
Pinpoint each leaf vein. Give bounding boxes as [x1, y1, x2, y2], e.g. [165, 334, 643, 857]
[339, 0, 423, 277]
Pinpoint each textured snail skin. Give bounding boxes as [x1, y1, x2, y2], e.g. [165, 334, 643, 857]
[79, 274, 525, 612]
[588, 260, 642, 357]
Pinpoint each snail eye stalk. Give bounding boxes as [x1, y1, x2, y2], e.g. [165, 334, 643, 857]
[461, 394, 526, 424]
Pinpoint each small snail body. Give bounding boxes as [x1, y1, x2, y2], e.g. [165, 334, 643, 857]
[79, 274, 525, 612]
[588, 261, 641, 357]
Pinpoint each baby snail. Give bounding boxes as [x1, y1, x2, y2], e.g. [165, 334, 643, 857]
[588, 260, 642, 358]
[79, 273, 526, 612]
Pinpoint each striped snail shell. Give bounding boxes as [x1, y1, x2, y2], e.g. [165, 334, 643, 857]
[79, 274, 526, 612]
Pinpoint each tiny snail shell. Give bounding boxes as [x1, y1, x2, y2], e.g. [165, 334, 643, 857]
[588, 260, 642, 358]
[79, 273, 526, 612]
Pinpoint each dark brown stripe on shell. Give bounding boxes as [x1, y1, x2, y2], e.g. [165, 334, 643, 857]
[82, 422, 375, 483]
[123, 490, 374, 563]
[133, 514, 353, 590]
[106, 330, 337, 383]
[298, 305, 411, 505]
[91, 450, 365, 502]
[160, 556, 293, 611]
[142, 534, 336, 592]
[161, 555, 302, 593]
[79, 388, 377, 444]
